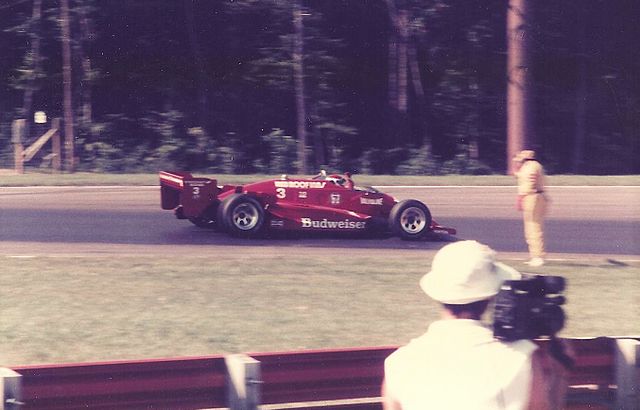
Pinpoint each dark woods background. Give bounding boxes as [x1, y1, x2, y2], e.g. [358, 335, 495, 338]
[0, 0, 638, 175]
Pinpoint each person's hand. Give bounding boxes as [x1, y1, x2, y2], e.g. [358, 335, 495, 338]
[516, 195, 524, 211]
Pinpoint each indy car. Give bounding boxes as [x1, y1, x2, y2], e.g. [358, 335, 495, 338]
[159, 170, 456, 240]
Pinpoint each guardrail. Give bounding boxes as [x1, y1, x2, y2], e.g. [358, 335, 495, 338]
[3, 356, 228, 410]
[2, 337, 638, 410]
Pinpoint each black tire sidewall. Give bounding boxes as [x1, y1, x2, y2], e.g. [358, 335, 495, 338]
[219, 193, 265, 237]
[388, 199, 432, 240]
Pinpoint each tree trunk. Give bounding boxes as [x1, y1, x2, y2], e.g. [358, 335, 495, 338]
[408, 43, 430, 149]
[311, 102, 327, 168]
[397, 9, 408, 114]
[506, 0, 533, 174]
[384, 0, 410, 147]
[387, 33, 398, 112]
[407, 44, 424, 103]
[61, 0, 75, 172]
[572, 4, 587, 173]
[385, 0, 398, 112]
[78, 1, 93, 128]
[293, 1, 307, 174]
[185, 0, 208, 132]
[22, 0, 43, 143]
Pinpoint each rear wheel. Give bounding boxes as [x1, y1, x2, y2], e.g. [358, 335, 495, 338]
[388, 199, 432, 240]
[218, 194, 265, 238]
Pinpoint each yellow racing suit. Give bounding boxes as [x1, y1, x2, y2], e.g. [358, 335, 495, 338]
[516, 160, 547, 259]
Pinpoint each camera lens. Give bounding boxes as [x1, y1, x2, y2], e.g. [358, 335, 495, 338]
[546, 295, 566, 305]
[544, 305, 565, 335]
[542, 276, 565, 293]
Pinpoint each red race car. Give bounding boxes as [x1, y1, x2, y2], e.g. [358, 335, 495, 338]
[160, 170, 456, 240]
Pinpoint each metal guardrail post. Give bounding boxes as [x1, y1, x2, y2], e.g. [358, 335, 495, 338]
[615, 338, 639, 410]
[0, 368, 23, 410]
[225, 354, 262, 410]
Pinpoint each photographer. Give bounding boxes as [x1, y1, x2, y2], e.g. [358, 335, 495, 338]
[382, 241, 568, 410]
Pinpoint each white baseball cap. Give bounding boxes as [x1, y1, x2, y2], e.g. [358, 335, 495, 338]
[420, 240, 521, 304]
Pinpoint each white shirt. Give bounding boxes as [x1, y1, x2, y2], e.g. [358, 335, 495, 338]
[384, 319, 537, 410]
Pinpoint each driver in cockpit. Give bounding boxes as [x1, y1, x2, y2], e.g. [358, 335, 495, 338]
[321, 171, 353, 189]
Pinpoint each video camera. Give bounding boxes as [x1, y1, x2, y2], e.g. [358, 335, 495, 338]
[492, 274, 575, 369]
[493, 274, 566, 341]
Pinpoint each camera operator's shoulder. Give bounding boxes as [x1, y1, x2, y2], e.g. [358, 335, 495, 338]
[385, 336, 420, 367]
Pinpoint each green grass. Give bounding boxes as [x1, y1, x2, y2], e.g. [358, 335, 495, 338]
[1, 169, 639, 186]
[1, 255, 637, 366]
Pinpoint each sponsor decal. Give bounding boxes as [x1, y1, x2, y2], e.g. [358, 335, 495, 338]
[330, 193, 341, 204]
[360, 197, 383, 205]
[298, 191, 308, 199]
[274, 180, 326, 189]
[301, 217, 366, 230]
[270, 219, 284, 227]
[186, 181, 208, 187]
[187, 182, 205, 199]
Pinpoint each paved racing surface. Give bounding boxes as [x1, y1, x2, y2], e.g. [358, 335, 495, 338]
[1, 186, 638, 258]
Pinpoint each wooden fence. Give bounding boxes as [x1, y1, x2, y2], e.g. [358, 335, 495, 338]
[11, 118, 61, 174]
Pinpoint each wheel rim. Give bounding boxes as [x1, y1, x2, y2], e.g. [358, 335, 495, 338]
[231, 202, 260, 231]
[399, 206, 427, 234]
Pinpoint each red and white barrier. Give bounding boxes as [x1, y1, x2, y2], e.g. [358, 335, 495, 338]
[2, 338, 638, 410]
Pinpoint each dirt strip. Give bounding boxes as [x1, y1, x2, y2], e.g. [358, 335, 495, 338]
[1, 241, 638, 264]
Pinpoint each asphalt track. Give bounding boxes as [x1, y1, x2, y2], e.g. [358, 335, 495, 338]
[0, 186, 638, 260]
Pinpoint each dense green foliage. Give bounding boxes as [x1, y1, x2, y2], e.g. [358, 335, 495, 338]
[0, 1, 638, 174]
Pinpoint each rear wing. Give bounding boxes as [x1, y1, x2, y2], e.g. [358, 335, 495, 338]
[159, 171, 220, 217]
[159, 171, 193, 191]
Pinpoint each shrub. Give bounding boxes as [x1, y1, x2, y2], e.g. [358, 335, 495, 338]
[441, 152, 493, 175]
[253, 129, 298, 174]
[358, 148, 409, 174]
[396, 145, 440, 175]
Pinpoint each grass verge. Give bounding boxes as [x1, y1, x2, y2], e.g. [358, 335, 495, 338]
[1, 254, 638, 366]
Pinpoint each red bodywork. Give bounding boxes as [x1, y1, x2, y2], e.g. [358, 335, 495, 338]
[160, 171, 456, 238]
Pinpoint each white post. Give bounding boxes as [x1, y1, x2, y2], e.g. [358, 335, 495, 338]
[0, 368, 22, 410]
[225, 354, 261, 410]
[615, 338, 639, 410]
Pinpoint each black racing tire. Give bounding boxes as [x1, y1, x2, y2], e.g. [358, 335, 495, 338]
[217, 194, 265, 238]
[189, 216, 216, 229]
[188, 204, 218, 229]
[388, 199, 432, 240]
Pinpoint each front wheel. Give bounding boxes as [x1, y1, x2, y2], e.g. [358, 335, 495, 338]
[218, 194, 265, 238]
[388, 199, 432, 240]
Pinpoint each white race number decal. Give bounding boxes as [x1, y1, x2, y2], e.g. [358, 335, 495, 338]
[276, 188, 286, 199]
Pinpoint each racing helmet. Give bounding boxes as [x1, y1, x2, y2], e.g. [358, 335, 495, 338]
[327, 174, 347, 187]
